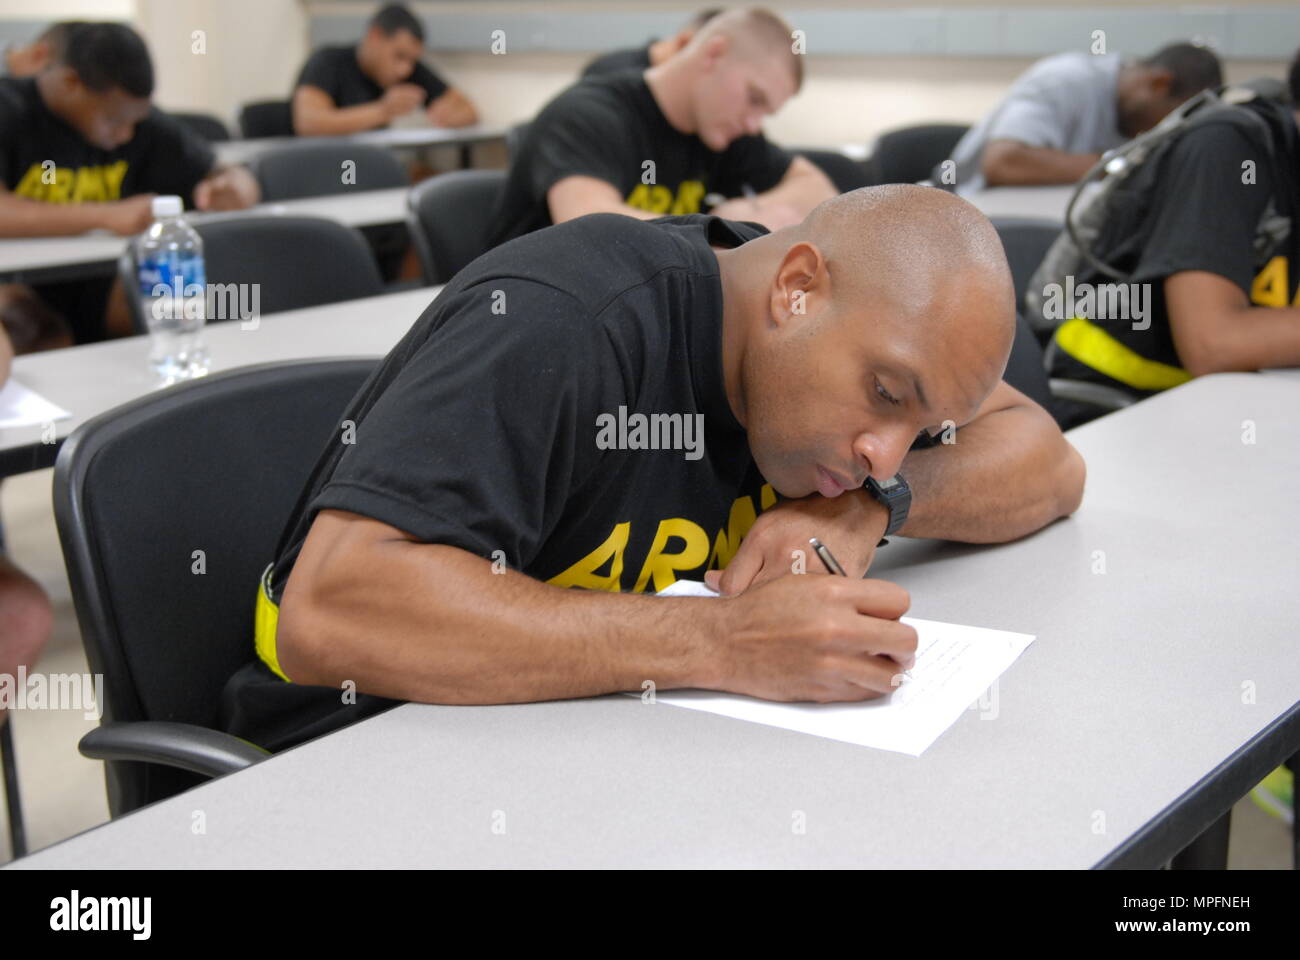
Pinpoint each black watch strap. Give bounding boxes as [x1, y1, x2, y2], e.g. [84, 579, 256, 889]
[864, 473, 911, 545]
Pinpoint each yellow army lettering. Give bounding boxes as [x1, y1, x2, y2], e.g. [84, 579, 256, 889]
[625, 179, 706, 216]
[13, 160, 129, 203]
[547, 484, 777, 592]
[1250, 255, 1300, 307]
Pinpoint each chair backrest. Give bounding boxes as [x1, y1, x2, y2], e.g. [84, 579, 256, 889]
[1003, 311, 1053, 410]
[237, 99, 294, 139]
[406, 169, 507, 284]
[54, 358, 378, 815]
[249, 143, 408, 202]
[793, 149, 874, 193]
[169, 111, 231, 142]
[868, 123, 970, 184]
[505, 121, 532, 163]
[991, 217, 1064, 322]
[119, 215, 385, 333]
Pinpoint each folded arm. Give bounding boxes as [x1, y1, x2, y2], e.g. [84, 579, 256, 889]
[711, 380, 1085, 592]
[292, 84, 389, 136]
[981, 138, 1100, 188]
[1166, 269, 1300, 375]
[709, 155, 837, 230]
[426, 88, 478, 128]
[276, 509, 718, 702]
[547, 175, 669, 223]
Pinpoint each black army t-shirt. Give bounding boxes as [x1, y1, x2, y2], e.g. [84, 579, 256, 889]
[582, 44, 653, 78]
[220, 212, 780, 752]
[296, 44, 449, 110]
[1050, 101, 1300, 395]
[0, 76, 215, 203]
[487, 71, 793, 246]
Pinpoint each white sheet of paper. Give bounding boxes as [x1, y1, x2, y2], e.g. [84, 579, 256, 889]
[0, 380, 70, 429]
[649, 580, 1035, 756]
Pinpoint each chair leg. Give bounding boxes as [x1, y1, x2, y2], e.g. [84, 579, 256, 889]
[1, 716, 27, 859]
[1170, 809, 1231, 869]
[1286, 752, 1299, 870]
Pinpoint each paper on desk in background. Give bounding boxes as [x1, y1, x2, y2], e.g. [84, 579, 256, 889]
[0, 380, 70, 429]
[652, 579, 1035, 756]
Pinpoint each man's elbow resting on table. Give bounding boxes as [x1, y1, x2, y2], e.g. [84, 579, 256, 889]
[1055, 441, 1087, 519]
[980, 140, 1094, 188]
[547, 176, 663, 224]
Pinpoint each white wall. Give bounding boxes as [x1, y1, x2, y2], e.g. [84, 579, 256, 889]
[1, 1, 1290, 147]
[134, 0, 308, 130]
[420, 49, 1288, 149]
[0, 0, 134, 16]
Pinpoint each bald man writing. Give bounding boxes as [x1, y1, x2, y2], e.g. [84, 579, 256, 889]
[221, 185, 1085, 752]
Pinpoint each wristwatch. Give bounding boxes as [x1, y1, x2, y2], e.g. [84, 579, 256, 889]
[864, 473, 911, 546]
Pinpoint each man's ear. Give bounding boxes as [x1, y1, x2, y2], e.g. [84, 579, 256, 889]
[1150, 69, 1175, 100]
[700, 32, 728, 68]
[50, 65, 83, 98]
[767, 240, 829, 330]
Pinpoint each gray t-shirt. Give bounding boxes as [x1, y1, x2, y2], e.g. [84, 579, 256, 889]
[949, 52, 1126, 195]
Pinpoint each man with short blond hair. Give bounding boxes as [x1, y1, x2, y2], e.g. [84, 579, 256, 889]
[487, 6, 833, 246]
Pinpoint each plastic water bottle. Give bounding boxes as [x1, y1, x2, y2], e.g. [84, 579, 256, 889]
[135, 195, 209, 382]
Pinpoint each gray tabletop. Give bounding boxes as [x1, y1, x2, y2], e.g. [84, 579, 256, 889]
[10, 372, 1299, 868]
[212, 124, 510, 166]
[0, 287, 440, 477]
[966, 185, 1072, 222]
[0, 188, 410, 284]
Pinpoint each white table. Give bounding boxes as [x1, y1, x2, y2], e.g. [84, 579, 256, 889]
[0, 286, 441, 477]
[0, 188, 411, 285]
[8, 372, 1299, 868]
[966, 185, 1073, 222]
[214, 123, 510, 167]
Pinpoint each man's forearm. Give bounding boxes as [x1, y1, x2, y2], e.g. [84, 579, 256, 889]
[1183, 304, 1300, 375]
[0, 194, 107, 237]
[0, 323, 14, 383]
[427, 92, 478, 128]
[982, 141, 1099, 188]
[759, 165, 837, 214]
[295, 101, 389, 136]
[278, 520, 722, 703]
[897, 401, 1085, 542]
[551, 199, 664, 224]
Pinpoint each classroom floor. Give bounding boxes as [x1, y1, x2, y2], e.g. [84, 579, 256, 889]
[0, 466, 1292, 868]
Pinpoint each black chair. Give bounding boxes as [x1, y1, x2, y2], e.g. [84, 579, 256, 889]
[118, 216, 385, 333]
[1003, 312, 1053, 411]
[248, 144, 412, 282]
[53, 358, 378, 818]
[406, 169, 507, 284]
[248, 143, 408, 202]
[990, 216, 1063, 321]
[866, 123, 970, 185]
[793, 149, 874, 193]
[238, 99, 294, 139]
[987, 217, 1133, 424]
[505, 121, 532, 163]
[169, 111, 231, 142]
[1, 718, 24, 858]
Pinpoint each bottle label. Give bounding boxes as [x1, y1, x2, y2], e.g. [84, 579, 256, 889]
[138, 252, 206, 298]
[139, 252, 207, 323]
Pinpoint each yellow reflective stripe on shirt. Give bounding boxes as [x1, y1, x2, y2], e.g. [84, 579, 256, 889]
[254, 564, 290, 681]
[1054, 316, 1193, 392]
